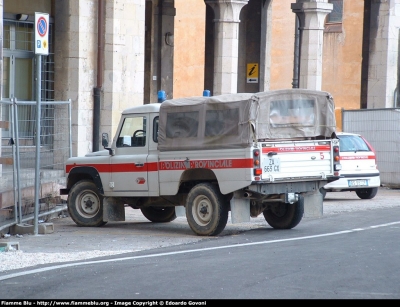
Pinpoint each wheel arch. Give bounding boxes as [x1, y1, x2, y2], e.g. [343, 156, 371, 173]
[67, 167, 104, 194]
[177, 168, 218, 193]
[181, 168, 217, 182]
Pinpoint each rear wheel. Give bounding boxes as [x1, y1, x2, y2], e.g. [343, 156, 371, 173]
[263, 195, 304, 229]
[356, 187, 378, 199]
[186, 183, 229, 236]
[68, 180, 107, 227]
[140, 206, 176, 223]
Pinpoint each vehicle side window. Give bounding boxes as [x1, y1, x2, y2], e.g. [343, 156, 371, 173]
[116, 116, 147, 147]
[205, 108, 239, 137]
[153, 116, 159, 143]
[166, 112, 199, 138]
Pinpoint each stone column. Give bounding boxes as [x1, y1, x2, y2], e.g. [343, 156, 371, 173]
[0, 0, 3, 174]
[259, 0, 272, 92]
[368, 0, 400, 108]
[54, 0, 97, 157]
[102, 0, 145, 138]
[54, 0, 145, 156]
[291, 0, 332, 90]
[205, 0, 248, 95]
[0, 0, 3, 100]
[158, 0, 176, 100]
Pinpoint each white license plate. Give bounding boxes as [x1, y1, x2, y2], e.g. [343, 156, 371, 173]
[263, 157, 281, 173]
[348, 179, 368, 187]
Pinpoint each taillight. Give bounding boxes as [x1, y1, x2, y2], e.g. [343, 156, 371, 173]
[254, 168, 262, 176]
[253, 149, 261, 176]
[332, 139, 341, 173]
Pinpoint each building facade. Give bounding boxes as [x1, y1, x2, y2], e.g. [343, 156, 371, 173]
[0, 0, 399, 157]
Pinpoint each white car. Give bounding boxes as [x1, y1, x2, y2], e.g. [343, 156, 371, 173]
[321, 132, 381, 199]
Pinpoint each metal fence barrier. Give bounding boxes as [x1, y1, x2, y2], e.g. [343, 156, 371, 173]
[342, 108, 400, 188]
[0, 98, 71, 233]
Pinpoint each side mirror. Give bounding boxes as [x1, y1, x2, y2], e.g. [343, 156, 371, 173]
[102, 133, 109, 148]
[102, 133, 114, 156]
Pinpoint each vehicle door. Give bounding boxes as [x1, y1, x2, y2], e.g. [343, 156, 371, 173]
[110, 114, 149, 192]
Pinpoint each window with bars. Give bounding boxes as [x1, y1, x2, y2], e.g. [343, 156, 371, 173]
[2, 19, 54, 143]
[327, 0, 343, 23]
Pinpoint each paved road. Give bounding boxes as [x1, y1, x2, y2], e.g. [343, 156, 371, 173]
[0, 187, 399, 272]
[1, 193, 399, 299]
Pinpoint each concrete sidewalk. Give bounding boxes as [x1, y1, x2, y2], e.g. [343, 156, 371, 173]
[0, 186, 399, 272]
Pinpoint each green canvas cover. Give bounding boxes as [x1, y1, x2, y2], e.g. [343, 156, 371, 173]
[157, 89, 336, 151]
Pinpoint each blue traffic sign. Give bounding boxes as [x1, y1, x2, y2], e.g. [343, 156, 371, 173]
[37, 17, 47, 37]
[35, 12, 49, 55]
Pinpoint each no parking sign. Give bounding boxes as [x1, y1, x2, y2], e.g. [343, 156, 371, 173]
[35, 12, 49, 55]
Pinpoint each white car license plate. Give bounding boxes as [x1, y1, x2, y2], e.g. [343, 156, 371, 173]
[348, 179, 368, 187]
[263, 157, 280, 173]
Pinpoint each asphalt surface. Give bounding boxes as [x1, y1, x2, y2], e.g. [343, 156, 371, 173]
[0, 186, 399, 272]
[1, 187, 400, 299]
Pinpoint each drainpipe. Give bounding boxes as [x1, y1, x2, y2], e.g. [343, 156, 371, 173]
[93, 0, 105, 152]
[292, 15, 300, 89]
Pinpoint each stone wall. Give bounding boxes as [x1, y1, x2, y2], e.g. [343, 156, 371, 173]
[54, 0, 145, 156]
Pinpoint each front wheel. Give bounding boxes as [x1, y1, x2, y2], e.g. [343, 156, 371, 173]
[356, 187, 378, 199]
[263, 195, 304, 229]
[186, 183, 229, 236]
[140, 206, 177, 223]
[68, 180, 107, 227]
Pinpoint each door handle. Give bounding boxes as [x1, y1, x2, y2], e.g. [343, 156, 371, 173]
[134, 163, 144, 167]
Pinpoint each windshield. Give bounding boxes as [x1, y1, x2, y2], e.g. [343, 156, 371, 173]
[339, 135, 370, 152]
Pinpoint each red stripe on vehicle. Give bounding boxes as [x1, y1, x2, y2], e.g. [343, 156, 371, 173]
[159, 158, 254, 171]
[340, 155, 375, 160]
[66, 159, 253, 174]
[66, 162, 159, 174]
[147, 162, 159, 171]
[262, 145, 331, 154]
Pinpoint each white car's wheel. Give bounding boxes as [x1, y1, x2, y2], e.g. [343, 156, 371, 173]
[356, 187, 378, 199]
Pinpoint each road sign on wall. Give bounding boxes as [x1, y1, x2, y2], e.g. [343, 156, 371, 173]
[35, 12, 49, 55]
[247, 63, 259, 83]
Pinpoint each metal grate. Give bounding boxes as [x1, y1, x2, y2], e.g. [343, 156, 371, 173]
[2, 20, 55, 141]
[0, 99, 71, 226]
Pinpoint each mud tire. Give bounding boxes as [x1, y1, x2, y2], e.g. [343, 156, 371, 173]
[68, 180, 107, 227]
[186, 183, 229, 236]
[263, 195, 304, 229]
[140, 206, 177, 223]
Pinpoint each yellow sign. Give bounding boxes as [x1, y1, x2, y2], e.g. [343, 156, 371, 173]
[247, 63, 259, 83]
